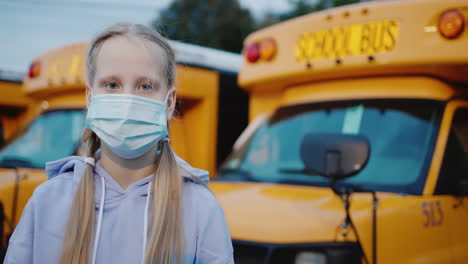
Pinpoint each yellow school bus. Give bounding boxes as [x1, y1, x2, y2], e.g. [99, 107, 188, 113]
[0, 41, 247, 255]
[210, 0, 468, 263]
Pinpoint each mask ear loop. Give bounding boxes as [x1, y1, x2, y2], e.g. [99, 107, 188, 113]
[158, 88, 174, 152]
[86, 85, 94, 108]
[164, 87, 176, 124]
[164, 87, 175, 104]
[164, 87, 176, 109]
[164, 86, 176, 104]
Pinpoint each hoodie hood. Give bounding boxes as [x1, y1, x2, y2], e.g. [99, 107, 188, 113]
[45, 152, 209, 209]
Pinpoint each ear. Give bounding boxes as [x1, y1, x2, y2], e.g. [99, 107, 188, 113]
[85, 81, 94, 108]
[166, 87, 177, 119]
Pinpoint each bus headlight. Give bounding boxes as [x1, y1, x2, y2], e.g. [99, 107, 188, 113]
[295, 252, 326, 264]
[295, 248, 361, 264]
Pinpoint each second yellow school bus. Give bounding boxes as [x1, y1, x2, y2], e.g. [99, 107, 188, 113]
[210, 0, 468, 263]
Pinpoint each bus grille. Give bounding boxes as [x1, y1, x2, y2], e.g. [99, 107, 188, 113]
[233, 243, 268, 263]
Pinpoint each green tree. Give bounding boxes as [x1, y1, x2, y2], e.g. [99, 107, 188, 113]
[257, 0, 362, 29]
[278, 0, 326, 21]
[333, 0, 364, 7]
[153, 0, 255, 53]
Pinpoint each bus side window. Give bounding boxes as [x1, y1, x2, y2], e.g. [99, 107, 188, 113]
[0, 120, 5, 148]
[435, 108, 468, 195]
[0, 121, 3, 146]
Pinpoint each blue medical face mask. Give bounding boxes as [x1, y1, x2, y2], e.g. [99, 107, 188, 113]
[86, 93, 170, 159]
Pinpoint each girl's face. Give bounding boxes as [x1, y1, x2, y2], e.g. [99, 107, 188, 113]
[90, 36, 175, 106]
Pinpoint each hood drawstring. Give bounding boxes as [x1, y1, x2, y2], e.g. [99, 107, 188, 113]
[83, 157, 106, 264]
[92, 173, 105, 264]
[142, 182, 152, 264]
[84, 155, 152, 264]
[84, 156, 103, 264]
[88, 171, 151, 264]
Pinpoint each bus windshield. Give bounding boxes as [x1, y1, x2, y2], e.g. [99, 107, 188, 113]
[219, 100, 442, 194]
[0, 110, 85, 169]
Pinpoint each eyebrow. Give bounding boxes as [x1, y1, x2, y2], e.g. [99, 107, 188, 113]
[97, 75, 120, 86]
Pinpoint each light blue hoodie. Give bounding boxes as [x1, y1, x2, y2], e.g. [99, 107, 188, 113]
[3, 155, 234, 264]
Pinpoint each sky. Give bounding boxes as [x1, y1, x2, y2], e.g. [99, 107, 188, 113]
[0, 0, 293, 74]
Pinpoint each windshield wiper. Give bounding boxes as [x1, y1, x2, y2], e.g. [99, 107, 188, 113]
[0, 157, 35, 169]
[276, 178, 330, 186]
[278, 168, 316, 175]
[216, 168, 258, 182]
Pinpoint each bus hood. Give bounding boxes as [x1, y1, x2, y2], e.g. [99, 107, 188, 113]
[209, 181, 377, 244]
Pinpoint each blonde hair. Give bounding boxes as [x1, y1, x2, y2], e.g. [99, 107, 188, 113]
[60, 23, 183, 264]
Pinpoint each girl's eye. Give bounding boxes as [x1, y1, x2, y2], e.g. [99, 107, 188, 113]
[105, 83, 119, 90]
[138, 83, 153, 91]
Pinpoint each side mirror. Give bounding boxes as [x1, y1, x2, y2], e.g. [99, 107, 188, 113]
[300, 133, 370, 180]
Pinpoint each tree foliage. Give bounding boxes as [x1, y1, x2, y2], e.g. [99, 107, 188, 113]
[153, 0, 254, 53]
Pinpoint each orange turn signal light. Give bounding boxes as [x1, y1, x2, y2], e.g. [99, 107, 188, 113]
[244, 38, 278, 63]
[439, 10, 465, 39]
[259, 38, 277, 61]
[28, 61, 41, 78]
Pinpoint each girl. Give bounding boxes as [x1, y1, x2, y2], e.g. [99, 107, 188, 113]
[4, 23, 234, 264]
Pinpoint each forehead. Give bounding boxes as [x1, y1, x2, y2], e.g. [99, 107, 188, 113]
[94, 36, 167, 81]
